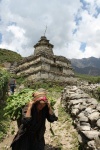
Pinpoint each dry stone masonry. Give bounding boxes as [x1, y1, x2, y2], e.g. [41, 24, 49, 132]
[61, 86, 100, 150]
[78, 81, 100, 101]
[14, 36, 76, 83]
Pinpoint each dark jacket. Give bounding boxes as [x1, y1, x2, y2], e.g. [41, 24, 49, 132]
[11, 104, 58, 150]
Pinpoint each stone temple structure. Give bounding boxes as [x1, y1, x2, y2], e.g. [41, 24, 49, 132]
[15, 36, 76, 83]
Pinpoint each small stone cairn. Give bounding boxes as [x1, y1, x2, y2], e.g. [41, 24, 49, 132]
[61, 86, 100, 150]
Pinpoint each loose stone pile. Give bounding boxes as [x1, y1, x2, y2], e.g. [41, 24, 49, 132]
[78, 82, 100, 100]
[61, 86, 100, 150]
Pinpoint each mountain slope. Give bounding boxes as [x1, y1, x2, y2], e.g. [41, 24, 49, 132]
[70, 57, 100, 76]
[0, 48, 22, 63]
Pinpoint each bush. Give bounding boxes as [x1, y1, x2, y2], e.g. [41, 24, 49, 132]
[0, 68, 9, 101]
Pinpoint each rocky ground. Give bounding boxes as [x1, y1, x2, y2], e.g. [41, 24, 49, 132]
[0, 96, 79, 150]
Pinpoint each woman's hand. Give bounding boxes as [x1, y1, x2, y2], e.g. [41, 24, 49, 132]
[47, 102, 51, 109]
[28, 100, 35, 109]
[26, 100, 36, 117]
[47, 102, 53, 115]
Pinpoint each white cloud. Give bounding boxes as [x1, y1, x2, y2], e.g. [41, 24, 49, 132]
[0, 0, 100, 59]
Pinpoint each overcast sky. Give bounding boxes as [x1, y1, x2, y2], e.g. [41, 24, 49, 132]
[0, 0, 100, 59]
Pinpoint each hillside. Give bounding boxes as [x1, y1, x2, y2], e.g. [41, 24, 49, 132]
[70, 57, 100, 76]
[0, 48, 22, 64]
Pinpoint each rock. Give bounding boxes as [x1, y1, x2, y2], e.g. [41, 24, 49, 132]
[78, 134, 83, 143]
[80, 122, 90, 126]
[79, 105, 87, 111]
[87, 140, 96, 150]
[86, 98, 97, 104]
[78, 125, 91, 131]
[71, 108, 79, 115]
[84, 107, 97, 117]
[69, 93, 89, 99]
[94, 136, 100, 149]
[82, 131, 100, 140]
[70, 86, 78, 91]
[79, 116, 88, 122]
[97, 103, 100, 112]
[85, 107, 93, 114]
[78, 112, 86, 118]
[70, 99, 84, 105]
[96, 119, 100, 127]
[88, 111, 100, 121]
[72, 103, 80, 109]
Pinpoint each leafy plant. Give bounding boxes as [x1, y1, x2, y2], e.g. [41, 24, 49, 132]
[4, 88, 56, 120]
[0, 68, 9, 101]
[4, 88, 34, 120]
[0, 104, 10, 142]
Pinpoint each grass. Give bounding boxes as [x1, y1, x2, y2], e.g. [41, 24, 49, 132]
[75, 73, 100, 84]
[58, 105, 72, 123]
[0, 104, 10, 142]
[0, 48, 22, 63]
[58, 105, 79, 150]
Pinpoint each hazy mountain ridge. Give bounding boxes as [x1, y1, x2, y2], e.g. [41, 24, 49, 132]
[70, 57, 100, 76]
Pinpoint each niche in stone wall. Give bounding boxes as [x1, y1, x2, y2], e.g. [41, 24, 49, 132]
[53, 57, 56, 63]
[50, 65, 63, 73]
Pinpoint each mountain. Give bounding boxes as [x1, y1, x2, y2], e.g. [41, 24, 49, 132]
[0, 48, 22, 64]
[70, 57, 100, 76]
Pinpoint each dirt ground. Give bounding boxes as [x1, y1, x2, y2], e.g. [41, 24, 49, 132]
[0, 97, 78, 150]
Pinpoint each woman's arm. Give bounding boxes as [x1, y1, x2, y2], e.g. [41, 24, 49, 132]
[46, 103, 58, 123]
[25, 101, 35, 117]
[47, 102, 54, 115]
[21, 101, 35, 126]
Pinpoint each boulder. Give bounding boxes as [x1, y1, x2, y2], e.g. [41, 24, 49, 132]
[96, 119, 100, 127]
[82, 131, 100, 140]
[88, 111, 100, 121]
[97, 103, 100, 112]
[87, 140, 97, 150]
[79, 116, 88, 122]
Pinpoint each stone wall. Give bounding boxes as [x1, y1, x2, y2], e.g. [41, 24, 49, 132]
[78, 82, 100, 101]
[26, 70, 77, 84]
[61, 86, 100, 150]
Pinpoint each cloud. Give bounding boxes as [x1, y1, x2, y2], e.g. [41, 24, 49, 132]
[0, 0, 100, 59]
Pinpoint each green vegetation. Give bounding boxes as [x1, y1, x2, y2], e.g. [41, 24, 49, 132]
[23, 79, 64, 92]
[4, 88, 34, 120]
[75, 73, 100, 84]
[58, 105, 79, 150]
[0, 69, 10, 142]
[88, 87, 100, 102]
[58, 105, 72, 124]
[0, 68, 9, 101]
[0, 104, 10, 142]
[0, 48, 22, 64]
[4, 88, 57, 120]
[96, 87, 100, 102]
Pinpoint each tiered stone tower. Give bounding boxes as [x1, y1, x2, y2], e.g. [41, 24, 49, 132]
[15, 36, 76, 83]
[34, 36, 54, 56]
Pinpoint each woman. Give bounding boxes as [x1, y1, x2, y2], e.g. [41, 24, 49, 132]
[11, 90, 58, 150]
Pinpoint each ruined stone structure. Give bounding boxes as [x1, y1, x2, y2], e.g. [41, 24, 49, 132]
[15, 36, 76, 83]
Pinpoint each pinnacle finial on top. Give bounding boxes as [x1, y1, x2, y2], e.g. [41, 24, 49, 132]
[44, 25, 47, 36]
